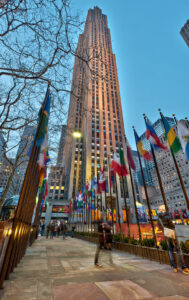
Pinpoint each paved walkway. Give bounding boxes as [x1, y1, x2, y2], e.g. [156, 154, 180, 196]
[0, 237, 189, 300]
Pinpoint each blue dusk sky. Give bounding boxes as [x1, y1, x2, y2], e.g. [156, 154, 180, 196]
[72, 0, 189, 149]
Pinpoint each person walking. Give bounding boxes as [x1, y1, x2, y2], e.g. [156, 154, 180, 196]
[46, 222, 51, 239]
[104, 221, 112, 250]
[50, 222, 55, 239]
[94, 221, 104, 267]
[158, 211, 189, 274]
[63, 222, 67, 239]
[71, 225, 75, 238]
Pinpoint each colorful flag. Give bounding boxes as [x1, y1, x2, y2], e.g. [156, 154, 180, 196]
[145, 117, 168, 151]
[125, 137, 136, 170]
[99, 168, 106, 192]
[111, 153, 122, 176]
[177, 121, 189, 161]
[36, 89, 51, 147]
[94, 176, 98, 191]
[134, 129, 152, 161]
[85, 181, 89, 195]
[162, 115, 182, 154]
[119, 148, 129, 176]
[110, 168, 115, 187]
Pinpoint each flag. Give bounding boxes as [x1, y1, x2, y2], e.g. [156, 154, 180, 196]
[85, 181, 89, 195]
[119, 148, 129, 176]
[162, 115, 182, 154]
[94, 176, 98, 191]
[111, 153, 122, 176]
[36, 89, 51, 147]
[134, 129, 152, 161]
[99, 168, 106, 192]
[110, 168, 115, 187]
[145, 117, 167, 151]
[125, 137, 136, 170]
[177, 121, 189, 161]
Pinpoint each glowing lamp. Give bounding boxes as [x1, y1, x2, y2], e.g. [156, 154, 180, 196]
[72, 131, 82, 138]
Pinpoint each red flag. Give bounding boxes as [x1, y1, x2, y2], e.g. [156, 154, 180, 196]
[126, 137, 136, 171]
[99, 167, 106, 192]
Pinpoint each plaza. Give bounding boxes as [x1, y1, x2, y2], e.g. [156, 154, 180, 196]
[1, 237, 189, 300]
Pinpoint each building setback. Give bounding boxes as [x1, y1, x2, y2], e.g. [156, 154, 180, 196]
[63, 7, 130, 206]
[180, 20, 189, 47]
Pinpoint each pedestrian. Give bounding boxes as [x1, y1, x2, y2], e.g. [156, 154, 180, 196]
[46, 222, 51, 239]
[71, 225, 75, 238]
[41, 222, 45, 236]
[158, 211, 189, 274]
[104, 221, 112, 250]
[57, 224, 60, 237]
[94, 221, 104, 267]
[50, 222, 55, 239]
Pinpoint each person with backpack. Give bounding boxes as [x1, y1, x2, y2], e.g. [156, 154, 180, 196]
[158, 211, 189, 274]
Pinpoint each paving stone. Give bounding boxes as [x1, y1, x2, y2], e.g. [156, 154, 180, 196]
[95, 279, 154, 300]
[1, 237, 189, 300]
[53, 282, 109, 300]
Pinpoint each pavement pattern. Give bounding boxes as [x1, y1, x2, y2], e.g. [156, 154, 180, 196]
[0, 236, 189, 300]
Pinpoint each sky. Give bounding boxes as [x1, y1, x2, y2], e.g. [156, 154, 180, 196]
[71, 0, 189, 149]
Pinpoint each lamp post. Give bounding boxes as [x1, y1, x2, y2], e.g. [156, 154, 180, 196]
[72, 131, 82, 231]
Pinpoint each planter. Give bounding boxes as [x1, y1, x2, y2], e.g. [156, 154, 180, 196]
[75, 234, 189, 267]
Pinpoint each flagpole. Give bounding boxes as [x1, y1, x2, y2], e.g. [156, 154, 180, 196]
[128, 165, 142, 242]
[159, 110, 189, 210]
[132, 126, 157, 246]
[121, 176, 130, 237]
[108, 156, 114, 234]
[143, 114, 169, 212]
[115, 173, 121, 233]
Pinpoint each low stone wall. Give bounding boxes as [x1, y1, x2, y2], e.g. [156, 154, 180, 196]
[74, 233, 189, 267]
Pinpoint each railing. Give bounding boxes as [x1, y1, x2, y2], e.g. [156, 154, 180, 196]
[74, 232, 189, 268]
[0, 221, 12, 275]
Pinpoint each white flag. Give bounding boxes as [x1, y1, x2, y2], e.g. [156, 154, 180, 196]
[177, 121, 189, 161]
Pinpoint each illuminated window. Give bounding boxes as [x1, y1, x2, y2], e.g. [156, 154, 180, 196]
[56, 186, 59, 190]
[61, 186, 64, 190]
[50, 186, 54, 190]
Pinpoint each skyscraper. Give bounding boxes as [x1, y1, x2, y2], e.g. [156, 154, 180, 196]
[63, 7, 128, 202]
[57, 125, 67, 167]
[180, 20, 189, 47]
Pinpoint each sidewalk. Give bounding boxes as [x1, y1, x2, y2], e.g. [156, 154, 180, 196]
[0, 236, 189, 300]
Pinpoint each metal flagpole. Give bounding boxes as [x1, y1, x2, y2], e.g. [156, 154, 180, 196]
[115, 173, 121, 233]
[0, 86, 50, 288]
[143, 114, 169, 212]
[159, 110, 189, 210]
[108, 156, 114, 233]
[121, 176, 130, 237]
[128, 165, 142, 242]
[132, 126, 157, 247]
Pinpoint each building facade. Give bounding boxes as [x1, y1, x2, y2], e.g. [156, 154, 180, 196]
[137, 118, 189, 213]
[180, 20, 189, 47]
[63, 7, 130, 208]
[57, 125, 67, 167]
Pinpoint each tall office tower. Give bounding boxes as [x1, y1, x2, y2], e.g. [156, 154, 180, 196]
[180, 20, 189, 47]
[63, 7, 129, 202]
[57, 125, 67, 167]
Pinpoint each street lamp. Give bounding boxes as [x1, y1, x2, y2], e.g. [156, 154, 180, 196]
[72, 131, 82, 139]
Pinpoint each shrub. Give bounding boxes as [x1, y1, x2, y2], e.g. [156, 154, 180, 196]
[160, 240, 168, 250]
[180, 241, 189, 254]
[129, 237, 139, 245]
[142, 238, 155, 248]
[113, 234, 121, 242]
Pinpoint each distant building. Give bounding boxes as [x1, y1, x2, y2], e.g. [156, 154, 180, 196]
[56, 125, 67, 167]
[136, 118, 189, 212]
[63, 7, 132, 216]
[0, 133, 19, 198]
[180, 20, 189, 47]
[16, 125, 35, 193]
[43, 166, 68, 223]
